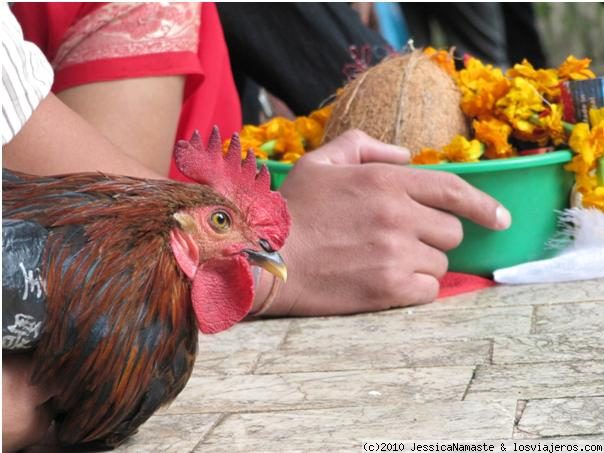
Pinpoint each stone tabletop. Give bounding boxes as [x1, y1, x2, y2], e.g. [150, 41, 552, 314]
[31, 279, 604, 452]
[117, 279, 604, 452]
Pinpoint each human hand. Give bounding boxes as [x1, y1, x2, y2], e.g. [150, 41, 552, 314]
[265, 130, 511, 316]
[2, 354, 54, 452]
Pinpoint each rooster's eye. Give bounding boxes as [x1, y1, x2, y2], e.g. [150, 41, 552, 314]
[209, 210, 231, 233]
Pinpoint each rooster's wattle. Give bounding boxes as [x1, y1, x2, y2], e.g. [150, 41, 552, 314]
[2, 128, 290, 446]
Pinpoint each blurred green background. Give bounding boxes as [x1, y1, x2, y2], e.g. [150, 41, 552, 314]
[535, 3, 603, 73]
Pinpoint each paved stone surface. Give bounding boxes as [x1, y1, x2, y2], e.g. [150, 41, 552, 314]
[158, 279, 603, 450]
[24, 280, 604, 451]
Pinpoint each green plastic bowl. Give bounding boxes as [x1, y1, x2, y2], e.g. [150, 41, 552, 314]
[258, 151, 574, 276]
[258, 159, 293, 190]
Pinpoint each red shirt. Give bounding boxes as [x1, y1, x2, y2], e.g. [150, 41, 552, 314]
[13, 2, 242, 181]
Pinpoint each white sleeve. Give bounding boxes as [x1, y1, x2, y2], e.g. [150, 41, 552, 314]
[1, 2, 54, 145]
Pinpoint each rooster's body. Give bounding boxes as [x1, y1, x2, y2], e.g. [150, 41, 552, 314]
[2, 130, 290, 446]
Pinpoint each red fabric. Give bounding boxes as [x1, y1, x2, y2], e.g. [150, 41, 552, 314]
[437, 272, 496, 298]
[13, 2, 242, 182]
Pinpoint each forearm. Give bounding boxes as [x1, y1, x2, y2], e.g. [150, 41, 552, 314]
[2, 93, 165, 180]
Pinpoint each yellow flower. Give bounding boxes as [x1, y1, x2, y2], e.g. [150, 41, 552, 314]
[224, 126, 266, 159]
[411, 148, 447, 165]
[506, 59, 560, 100]
[280, 152, 304, 163]
[294, 116, 324, 150]
[309, 104, 333, 128]
[240, 124, 267, 142]
[539, 104, 566, 145]
[566, 120, 604, 211]
[583, 186, 604, 210]
[473, 117, 515, 159]
[443, 135, 484, 162]
[264, 117, 305, 155]
[458, 57, 511, 119]
[569, 123, 598, 167]
[565, 153, 592, 175]
[558, 55, 596, 81]
[592, 124, 604, 158]
[496, 77, 545, 138]
[423, 47, 457, 79]
[589, 107, 604, 127]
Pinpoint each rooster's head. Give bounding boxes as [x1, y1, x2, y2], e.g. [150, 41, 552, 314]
[169, 128, 290, 334]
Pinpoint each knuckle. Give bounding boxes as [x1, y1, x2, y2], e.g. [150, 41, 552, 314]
[373, 203, 400, 229]
[414, 275, 440, 304]
[362, 166, 397, 192]
[432, 251, 449, 279]
[361, 168, 381, 187]
[342, 128, 369, 143]
[372, 236, 398, 257]
[425, 278, 440, 301]
[438, 173, 466, 205]
[373, 268, 407, 303]
[382, 267, 404, 291]
[398, 274, 439, 306]
[445, 216, 464, 250]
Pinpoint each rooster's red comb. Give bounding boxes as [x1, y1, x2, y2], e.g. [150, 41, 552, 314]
[174, 127, 290, 249]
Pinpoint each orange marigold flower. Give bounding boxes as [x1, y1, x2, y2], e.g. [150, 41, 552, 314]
[411, 148, 446, 165]
[539, 103, 566, 145]
[569, 123, 600, 168]
[264, 117, 305, 155]
[583, 186, 604, 210]
[252, 148, 269, 160]
[558, 55, 596, 81]
[473, 117, 515, 159]
[495, 77, 545, 136]
[565, 154, 592, 178]
[294, 116, 324, 150]
[240, 124, 267, 142]
[423, 46, 457, 79]
[443, 135, 484, 162]
[280, 152, 304, 163]
[458, 57, 510, 119]
[309, 104, 334, 128]
[224, 124, 267, 158]
[506, 59, 560, 100]
[566, 120, 604, 211]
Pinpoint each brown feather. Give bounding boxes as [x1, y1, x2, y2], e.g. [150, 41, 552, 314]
[3, 171, 239, 445]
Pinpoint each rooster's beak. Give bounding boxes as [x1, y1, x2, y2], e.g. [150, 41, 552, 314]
[244, 249, 287, 282]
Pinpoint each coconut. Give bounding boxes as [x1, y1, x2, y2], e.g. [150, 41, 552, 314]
[322, 50, 468, 155]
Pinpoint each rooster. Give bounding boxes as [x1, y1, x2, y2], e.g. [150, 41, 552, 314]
[2, 128, 290, 446]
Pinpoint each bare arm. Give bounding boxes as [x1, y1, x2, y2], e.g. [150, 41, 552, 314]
[56, 76, 185, 177]
[3, 93, 164, 179]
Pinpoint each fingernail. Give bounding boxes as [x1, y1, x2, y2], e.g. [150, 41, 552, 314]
[496, 206, 512, 230]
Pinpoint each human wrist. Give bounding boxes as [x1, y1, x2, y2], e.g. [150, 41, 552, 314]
[249, 268, 282, 317]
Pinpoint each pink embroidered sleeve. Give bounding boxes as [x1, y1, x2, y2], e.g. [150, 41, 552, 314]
[50, 2, 203, 92]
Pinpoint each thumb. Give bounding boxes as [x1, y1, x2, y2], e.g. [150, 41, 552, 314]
[308, 129, 410, 165]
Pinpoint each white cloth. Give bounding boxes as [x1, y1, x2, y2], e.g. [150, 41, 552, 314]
[494, 208, 604, 284]
[1, 2, 54, 145]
